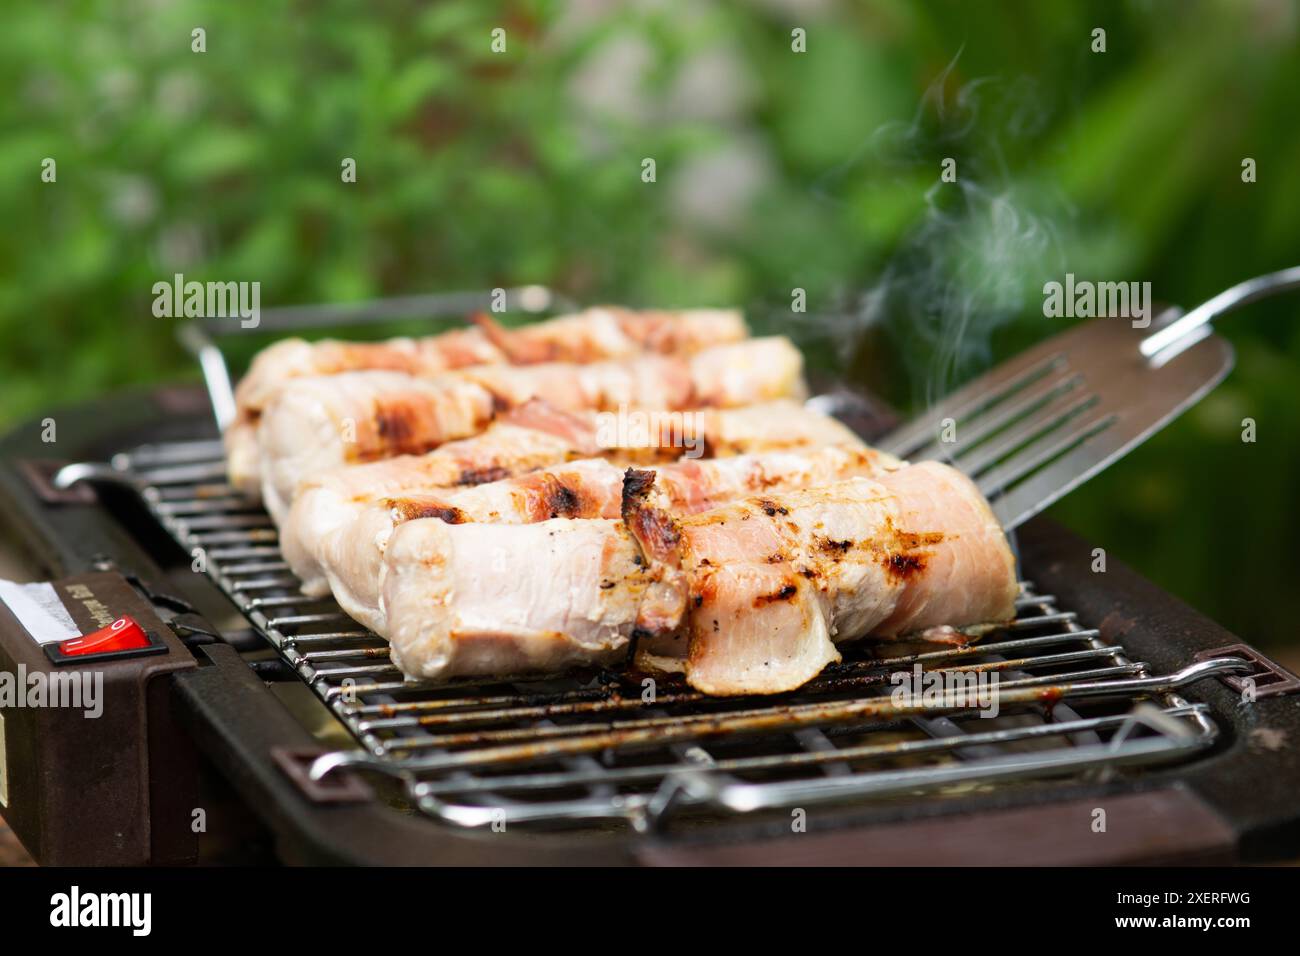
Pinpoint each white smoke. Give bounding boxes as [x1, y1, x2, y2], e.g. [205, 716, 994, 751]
[779, 51, 1073, 413]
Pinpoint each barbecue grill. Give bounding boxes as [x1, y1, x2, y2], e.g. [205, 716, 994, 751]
[2, 292, 1298, 866]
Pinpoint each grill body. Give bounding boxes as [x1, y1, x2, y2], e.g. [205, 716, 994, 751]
[1, 384, 1298, 865]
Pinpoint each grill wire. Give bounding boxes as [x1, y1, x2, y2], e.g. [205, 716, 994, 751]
[113, 437, 1227, 833]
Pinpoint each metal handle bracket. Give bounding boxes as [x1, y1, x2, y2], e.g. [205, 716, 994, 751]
[1192, 644, 1300, 699]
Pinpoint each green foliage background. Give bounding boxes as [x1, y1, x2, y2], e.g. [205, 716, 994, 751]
[1, 1, 1297, 648]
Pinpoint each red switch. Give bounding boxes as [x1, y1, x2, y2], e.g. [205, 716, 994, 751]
[58, 616, 151, 657]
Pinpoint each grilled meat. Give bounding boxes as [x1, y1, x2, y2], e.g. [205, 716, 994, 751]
[321, 445, 900, 633]
[225, 307, 747, 495]
[279, 398, 864, 592]
[423, 446, 903, 523]
[471, 307, 748, 364]
[279, 399, 602, 596]
[385, 517, 645, 680]
[232, 329, 501, 422]
[224, 329, 501, 497]
[256, 338, 806, 521]
[381, 461, 1016, 691]
[226, 306, 1020, 698]
[627, 461, 1018, 694]
[256, 371, 498, 522]
[452, 337, 804, 410]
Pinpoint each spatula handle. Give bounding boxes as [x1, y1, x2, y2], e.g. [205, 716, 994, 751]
[1140, 265, 1300, 358]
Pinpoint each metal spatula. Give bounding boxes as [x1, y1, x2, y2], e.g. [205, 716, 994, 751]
[871, 267, 1300, 529]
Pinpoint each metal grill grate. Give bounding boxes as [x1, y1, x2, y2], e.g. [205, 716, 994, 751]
[98, 437, 1245, 833]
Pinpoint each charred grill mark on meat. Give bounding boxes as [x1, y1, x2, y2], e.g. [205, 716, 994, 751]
[541, 476, 584, 518]
[385, 497, 467, 524]
[457, 465, 512, 486]
[372, 397, 420, 452]
[753, 582, 799, 607]
[621, 468, 680, 564]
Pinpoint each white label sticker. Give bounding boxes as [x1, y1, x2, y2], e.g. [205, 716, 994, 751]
[0, 710, 8, 808]
[0, 579, 79, 645]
